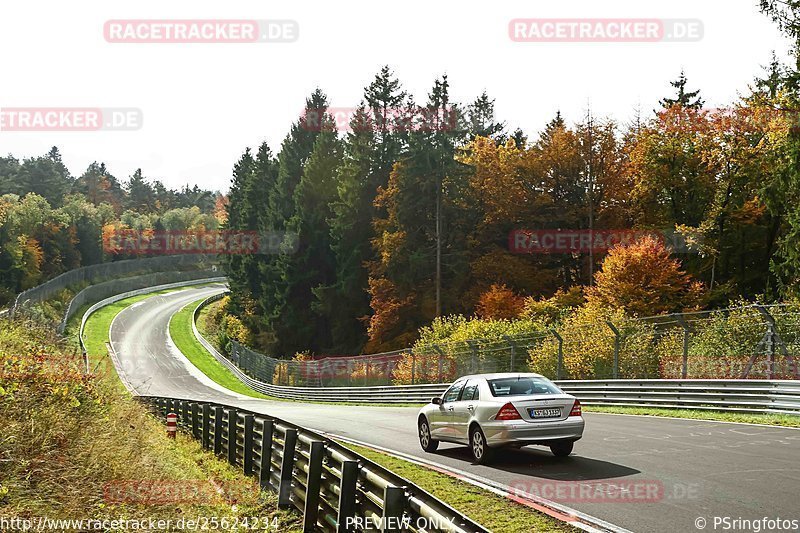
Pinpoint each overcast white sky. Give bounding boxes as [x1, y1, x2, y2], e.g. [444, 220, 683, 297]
[0, 0, 792, 193]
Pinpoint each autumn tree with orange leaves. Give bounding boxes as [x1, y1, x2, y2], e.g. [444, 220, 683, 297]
[587, 236, 704, 317]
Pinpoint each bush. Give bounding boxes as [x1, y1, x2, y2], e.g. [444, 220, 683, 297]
[657, 301, 800, 379]
[529, 303, 660, 380]
[0, 318, 286, 524]
[393, 315, 550, 384]
[475, 284, 525, 319]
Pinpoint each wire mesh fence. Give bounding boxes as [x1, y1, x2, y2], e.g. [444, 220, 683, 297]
[10, 254, 218, 316]
[217, 303, 800, 387]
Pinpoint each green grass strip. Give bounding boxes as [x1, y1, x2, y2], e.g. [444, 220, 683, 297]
[169, 299, 272, 399]
[584, 405, 800, 428]
[343, 442, 576, 533]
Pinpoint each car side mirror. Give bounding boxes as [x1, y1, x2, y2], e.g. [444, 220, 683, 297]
[431, 397, 442, 405]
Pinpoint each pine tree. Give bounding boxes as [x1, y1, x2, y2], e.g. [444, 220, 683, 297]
[124, 169, 156, 212]
[221, 148, 256, 321]
[273, 120, 344, 353]
[366, 76, 470, 350]
[659, 71, 704, 110]
[466, 91, 505, 141]
[320, 67, 409, 352]
[16, 147, 72, 207]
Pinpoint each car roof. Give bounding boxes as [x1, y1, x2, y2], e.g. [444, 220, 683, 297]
[454, 372, 546, 382]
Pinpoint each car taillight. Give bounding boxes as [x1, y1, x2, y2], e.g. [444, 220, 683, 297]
[570, 399, 582, 417]
[495, 402, 522, 420]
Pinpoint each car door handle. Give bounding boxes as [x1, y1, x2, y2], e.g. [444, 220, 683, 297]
[448, 407, 454, 412]
[467, 405, 474, 411]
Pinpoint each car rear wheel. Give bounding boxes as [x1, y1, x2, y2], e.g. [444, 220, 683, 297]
[550, 441, 574, 457]
[469, 425, 494, 464]
[418, 418, 439, 452]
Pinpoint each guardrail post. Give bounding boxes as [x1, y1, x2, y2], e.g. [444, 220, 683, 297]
[278, 429, 298, 508]
[676, 314, 691, 379]
[213, 406, 224, 455]
[260, 419, 274, 490]
[336, 460, 359, 533]
[190, 403, 200, 439]
[606, 321, 620, 380]
[365, 358, 370, 386]
[551, 330, 564, 380]
[381, 486, 405, 533]
[303, 441, 325, 532]
[243, 414, 255, 475]
[410, 350, 416, 385]
[181, 400, 189, 428]
[227, 408, 238, 465]
[202, 404, 211, 449]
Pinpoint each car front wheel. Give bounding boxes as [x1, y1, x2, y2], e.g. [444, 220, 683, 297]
[419, 418, 439, 452]
[550, 441, 574, 457]
[469, 425, 494, 464]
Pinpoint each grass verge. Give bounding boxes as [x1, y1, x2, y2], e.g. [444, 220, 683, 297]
[342, 442, 576, 533]
[584, 405, 800, 428]
[0, 316, 301, 531]
[169, 300, 272, 399]
[183, 298, 425, 407]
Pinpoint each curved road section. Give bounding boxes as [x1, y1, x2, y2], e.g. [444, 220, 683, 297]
[110, 286, 800, 533]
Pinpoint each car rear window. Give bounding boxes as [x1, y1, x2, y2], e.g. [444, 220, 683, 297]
[488, 377, 561, 397]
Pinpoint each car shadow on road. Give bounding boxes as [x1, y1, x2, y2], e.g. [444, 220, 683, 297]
[433, 445, 640, 481]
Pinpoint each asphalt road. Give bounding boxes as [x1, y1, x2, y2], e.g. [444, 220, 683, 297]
[109, 286, 800, 533]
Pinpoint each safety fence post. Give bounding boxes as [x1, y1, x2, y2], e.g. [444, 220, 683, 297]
[243, 414, 254, 475]
[382, 486, 405, 533]
[606, 321, 621, 380]
[302, 441, 325, 531]
[202, 404, 211, 449]
[213, 406, 224, 455]
[551, 330, 564, 380]
[434, 345, 445, 383]
[676, 314, 692, 379]
[259, 419, 274, 490]
[468, 340, 478, 373]
[227, 408, 238, 465]
[278, 429, 298, 507]
[336, 460, 359, 533]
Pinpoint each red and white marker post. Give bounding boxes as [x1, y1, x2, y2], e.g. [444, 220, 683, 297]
[166, 412, 177, 439]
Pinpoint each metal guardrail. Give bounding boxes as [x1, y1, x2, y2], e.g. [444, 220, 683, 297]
[79, 285, 488, 532]
[58, 269, 220, 334]
[556, 379, 800, 415]
[142, 396, 488, 533]
[78, 277, 227, 354]
[10, 254, 217, 316]
[194, 295, 800, 414]
[207, 295, 800, 383]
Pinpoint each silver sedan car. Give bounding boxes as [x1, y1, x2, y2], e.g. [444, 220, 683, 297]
[417, 373, 584, 464]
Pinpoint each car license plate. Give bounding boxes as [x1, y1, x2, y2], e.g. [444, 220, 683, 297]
[530, 408, 561, 419]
